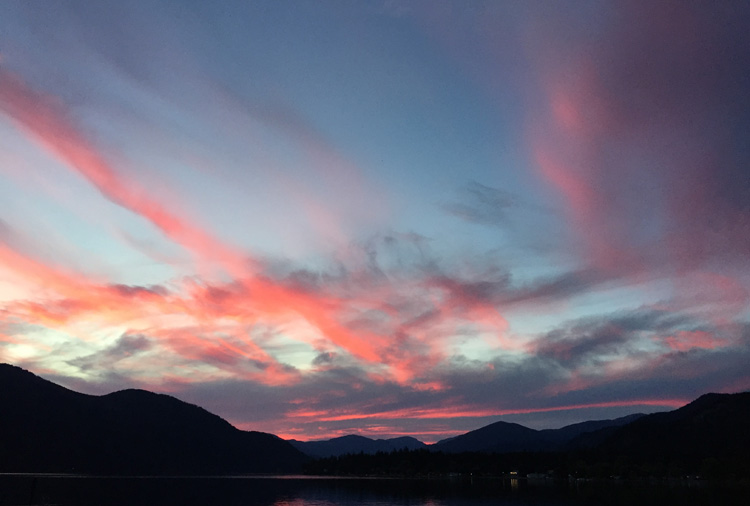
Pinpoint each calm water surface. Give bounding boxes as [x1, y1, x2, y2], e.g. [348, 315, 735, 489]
[0, 475, 747, 506]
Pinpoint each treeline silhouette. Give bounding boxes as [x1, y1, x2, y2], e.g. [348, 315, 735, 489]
[305, 447, 750, 480]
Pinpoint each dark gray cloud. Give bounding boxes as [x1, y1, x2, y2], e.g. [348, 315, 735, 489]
[543, 345, 750, 409]
[536, 324, 632, 366]
[442, 181, 519, 226]
[500, 269, 607, 306]
[532, 308, 696, 367]
[312, 351, 337, 366]
[67, 333, 152, 372]
[108, 283, 169, 297]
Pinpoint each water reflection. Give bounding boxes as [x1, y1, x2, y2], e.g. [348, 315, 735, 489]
[0, 475, 746, 506]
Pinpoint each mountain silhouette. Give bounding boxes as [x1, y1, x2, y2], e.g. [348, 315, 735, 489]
[4, 363, 749, 477]
[433, 421, 541, 453]
[0, 364, 307, 475]
[431, 413, 644, 454]
[303, 394, 750, 478]
[289, 434, 426, 458]
[590, 392, 750, 460]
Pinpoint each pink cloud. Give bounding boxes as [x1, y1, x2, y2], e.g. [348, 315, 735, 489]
[0, 70, 253, 279]
[285, 397, 685, 425]
[0, 71, 398, 375]
[529, 5, 750, 275]
[663, 330, 727, 353]
[2, 236, 507, 387]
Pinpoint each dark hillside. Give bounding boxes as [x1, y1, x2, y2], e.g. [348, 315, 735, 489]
[432, 421, 541, 453]
[598, 392, 750, 460]
[0, 364, 307, 474]
[431, 413, 645, 454]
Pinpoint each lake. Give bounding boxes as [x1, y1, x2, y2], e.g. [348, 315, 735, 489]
[0, 475, 747, 506]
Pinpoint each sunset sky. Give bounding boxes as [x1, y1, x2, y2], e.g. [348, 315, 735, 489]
[1, 1, 749, 442]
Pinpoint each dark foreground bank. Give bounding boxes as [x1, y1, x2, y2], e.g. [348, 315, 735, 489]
[1, 474, 749, 506]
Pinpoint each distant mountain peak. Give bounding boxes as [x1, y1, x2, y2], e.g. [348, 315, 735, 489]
[433, 412, 650, 454]
[289, 434, 427, 458]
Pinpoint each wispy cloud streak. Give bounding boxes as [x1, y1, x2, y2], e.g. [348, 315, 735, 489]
[0, 70, 253, 278]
